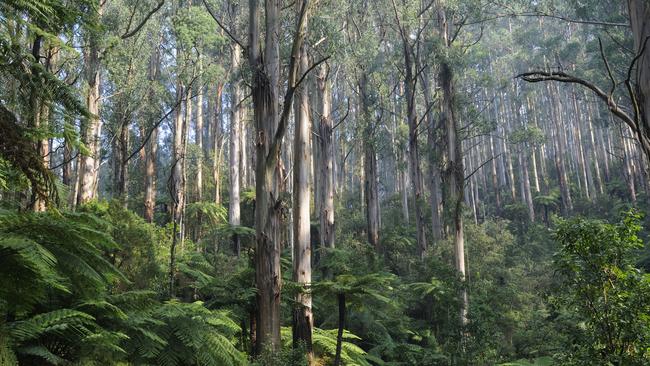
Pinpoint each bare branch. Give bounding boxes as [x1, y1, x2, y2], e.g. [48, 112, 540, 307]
[124, 74, 201, 163]
[266, 0, 312, 168]
[121, 1, 165, 39]
[202, 0, 246, 51]
[517, 70, 639, 141]
[462, 11, 629, 28]
[464, 153, 502, 183]
[333, 98, 350, 130]
[598, 38, 616, 97]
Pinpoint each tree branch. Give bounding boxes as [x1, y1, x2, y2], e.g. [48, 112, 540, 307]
[332, 97, 350, 130]
[266, 0, 312, 169]
[124, 74, 201, 163]
[202, 0, 246, 51]
[462, 12, 629, 28]
[517, 71, 637, 134]
[121, 0, 165, 39]
[598, 38, 616, 97]
[464, 153, 502, 184]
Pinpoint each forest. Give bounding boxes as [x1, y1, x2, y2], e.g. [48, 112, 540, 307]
[1, 0, 650, 365]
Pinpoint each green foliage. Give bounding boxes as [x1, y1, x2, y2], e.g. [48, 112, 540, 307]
[0, 205, 247, 365]
[0, 208, 128, 364]
[553, 211, 650, 365]
[499, 356, 554, 366]
[126, 300, 246, 366]
[279, 327, 372, 366]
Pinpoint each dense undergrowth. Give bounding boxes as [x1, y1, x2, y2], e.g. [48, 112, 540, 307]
[1, 188, 649, 365]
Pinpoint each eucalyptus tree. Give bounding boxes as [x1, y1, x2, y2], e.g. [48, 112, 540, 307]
[247, 0, 312, 352]
[227, 1, 243, 256]
[0, 0, 92, 210]
[518, 0, 650, 167]
[76, 0, 105, 205]
[292, 3, 313, 357]
[343, 0, 387, 252]
[102, 0, 165, 207]
[436, 0, 468, 326]
[390, 0, 430, 258]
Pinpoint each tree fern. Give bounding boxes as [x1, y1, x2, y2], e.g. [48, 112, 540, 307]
[280, 326, 374, 366]
[121, 300, 246, 366]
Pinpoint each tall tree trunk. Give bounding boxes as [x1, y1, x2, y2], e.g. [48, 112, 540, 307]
[241, 106, 249, 188]
[170, 80, 185, 296]
[144, 39, 161, 223]
[547, 83, 573, 214]
[359, 74, 380, 252]
[586, 98, 604, 195]
[196, 57, 204, 202]
[333, 293, 346, 366]
[628, 0, 650, 162]
[488, 134, 501, 213]
[520, 148, 535, 222]
[438, 7, 467, 326]
[292, 34, 313, 361]
[400, 34, 427, 257]
[77, 1, 104, 206]
[118, 118, 129, 205]
[317, 64, 335, 252]
[229, 43, 242, 256]
[248, 0, 310, 352]
[422, 72, 442, 240]
[62, 133, 73, 187]
[29, 35, 48, 211]
[213, 83, 224, 204]
[144, 125, 158, 223]
[179, 87, 192, 247]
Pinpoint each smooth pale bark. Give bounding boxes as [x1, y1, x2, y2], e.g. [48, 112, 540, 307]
[169, 80, 185, 298]
[144, 42, 161, 223]
[489, 135, 501, 211]
[241, 106, 249, 188]
[622, 127, 638, 203]
[229, 43, 242, 256]
[514, 98, 535, 221]
[394, 83, 410, 224]
[402, 152, 411, 224]
[292, 36, 313, 361]
[467, 147, 478, 224]
[526, 97, 541, 193]
[312, 83, 322, 219]
[585, 98, 604, 195]
[196, 58, 204, 202]
[317, 64, 335, 252]
[572, 91, 591, 200]
[602, 119, 612, 181]
[77, 1, 104, 206]
[213, 83, 224, 204]
[144, 125, 157, 223]
[502, 95, 516, 201]
[521, 150, 535, 222]
[180, 87, 192, 246]
[547, 83, 572, 214]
